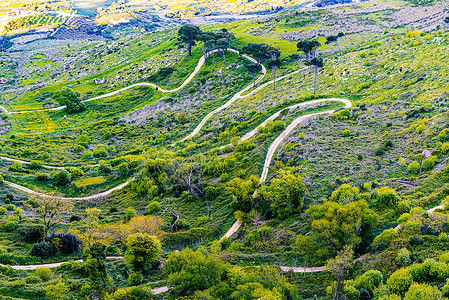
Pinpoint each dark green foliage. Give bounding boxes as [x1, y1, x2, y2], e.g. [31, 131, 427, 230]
[30, 241, 55, 259]
[82, 242, 110, 298]
[148, 67, 174, 82]
[52, 170, 71, 186]
[46, 233, 82, 255]
[178, 24, 201, 57]
[53, 88, 86, 113]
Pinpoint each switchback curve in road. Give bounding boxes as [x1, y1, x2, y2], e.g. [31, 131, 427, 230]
[4, 49, 260, 115]
[221, 98, 352, 241]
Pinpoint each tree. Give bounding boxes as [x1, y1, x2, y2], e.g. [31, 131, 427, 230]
[53, 88, 86, 113]
[404, 283, 442, 300]
[258, 172, 306, 219]
[83, 208, 101, 246]
[216, 38, 230, 67]
[25, 195, 74, 238]
[198, 32, 216, 63]
[326, 33, 344, 56]
[326, 246, 354, 300]
[245, 62, 262, 88]
[125, 233, 162, 285]
[169, 156, 205, 196]
[296, 200, 377, 263]
[83, 242, 111, 299]
[242, 43, 270, 63]
[226, 175, 259, 214]
[296, 40, 320, 61]
[165, 248, 227, 296]
[178, 24, 201, 57]
[305, 57, 324, 95]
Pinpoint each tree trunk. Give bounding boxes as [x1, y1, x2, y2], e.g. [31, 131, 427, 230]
[273, 68, 277, 91]
[188, 43, 192, 57]
[222, 50, 227, 67]
[212, 51, 217, 67]
[313, 65, 317, 95]
[334, 278, 346, 300]
[204, 47, 208, 63]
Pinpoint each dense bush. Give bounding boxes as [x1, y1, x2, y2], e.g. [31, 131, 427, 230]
[147, 201, 161, 214]
[387, 268, 413, 296]
[46, 233, 82, 254]
[93, 144, 108, 158]
[18, 222, 45, 243]
[52, 170, 71, 186]
[35, 172, 51, 181]
[31, 241, 56, 259]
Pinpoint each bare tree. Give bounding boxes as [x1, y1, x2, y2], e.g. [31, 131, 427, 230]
[326, 246, 354, 300]
[25, 195, 74, 238]
[170, 156, 205, 196]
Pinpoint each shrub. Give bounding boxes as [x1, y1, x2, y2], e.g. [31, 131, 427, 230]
[25, 276, 41, 284]
[0, 175, 3, 185]
[31, 242, 56, 259]
[98, 163, 112, 174]
[416, 124, 426, 134]
[81, 150, 94, 161]
[438, 130, 448, 142]
[404, 283, 441, 300]
[35, 267, 53, 281]
[408, 161, 420, 174]
[188, 86, 197, 94]
[35, 172, 51, 181]
[3, 221, 17, 231]
[147, 201, 161, 214]
[397, 248, 411, 266]
[93, 144, 108, 158]
[128, 271, 142, 286]
[397, 213, 411, 224]
[389, 113, 396, 119]
[196, 216, 212, 227]
[125, 207, 137, 222]
[387, 268, 413, 296]
[4, 198, 10, 204]
[422, 157, 436, 171]
[18, 223, 45, 242]
[373, 186, 400, 208]
[342, 129, 351, 137]
[356, 270, 383, 293]
[53, 170, 71, 186]
[117, 163, 129, 175]
[46, 233, 82, 254]
[74, 144, 85, 152]
[29, 161, 41, 170]
[66, 167, 84, 178]
[6, 204, 14, 211]
[0, 207, 6, 215]
[113, 285, 154, 299]
[372, 228, 398, 248]
[442, 143, 449, 154]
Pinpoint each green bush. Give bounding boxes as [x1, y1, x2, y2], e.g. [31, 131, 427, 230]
[35, 267, 53, 281]
[18, 222, 45, 243]
[117, 163, 129, 175]
[404, 283, 442, 300]
[147, 201, 161, 214]
[81, 150, 94, 161]
[188, 86, 197, 94]
[125, 207, 137, 222]
[128, 271, 142, 286]
[373, 186, 400, 208]
[29, 160, 41, 170]
[0, 207, 6, 215]
[422, 156, 436, 171]
[342, 129, 351, 137]
[98, 163, 112, 174]
[397, 248, 411, 266]
[0, 174, 3, 185]
[74, 144, 85, 152]
[356, 270, 383, 293]
[387, 268, 413, 296]
[372, 228, 398, 248]
[6, 204, 14, 211]
[3, 221, 17, 231]
[93, 144, 108, 158]
[53, 170, 71, 186]
[408, 161, 421, 174]
[35, 172, 51, 181]
[31, 241, 56, 259]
